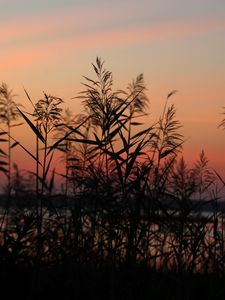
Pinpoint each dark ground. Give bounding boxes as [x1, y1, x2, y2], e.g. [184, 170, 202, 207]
[0, 263, 224, 300]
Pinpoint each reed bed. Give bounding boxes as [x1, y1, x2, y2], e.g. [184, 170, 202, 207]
[0, 58, 224, 299]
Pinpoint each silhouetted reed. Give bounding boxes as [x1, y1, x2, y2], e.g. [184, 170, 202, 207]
[0, 58, 224, 299]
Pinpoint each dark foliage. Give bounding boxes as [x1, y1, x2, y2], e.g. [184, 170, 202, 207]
[0, 59, 224, 299]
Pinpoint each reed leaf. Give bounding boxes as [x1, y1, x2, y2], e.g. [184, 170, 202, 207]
[17, 107, 45, 143]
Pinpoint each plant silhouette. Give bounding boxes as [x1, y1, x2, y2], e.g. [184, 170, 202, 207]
[0, 58, 224, 300]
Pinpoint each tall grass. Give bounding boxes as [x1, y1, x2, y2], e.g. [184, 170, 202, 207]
[0, 58, 224, 299]
[0, 83, 23, 229]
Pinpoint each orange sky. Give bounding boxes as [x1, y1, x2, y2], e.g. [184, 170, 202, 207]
[1, 0, 225, 183]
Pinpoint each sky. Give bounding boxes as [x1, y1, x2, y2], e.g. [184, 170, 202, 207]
[1, 0, 225, 179]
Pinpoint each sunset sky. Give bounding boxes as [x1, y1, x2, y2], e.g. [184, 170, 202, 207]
[1, 0, 225, 176]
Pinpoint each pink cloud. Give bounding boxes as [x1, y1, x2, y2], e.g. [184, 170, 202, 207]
[0, 5, 126, 45]
[1, 16, 225, 73]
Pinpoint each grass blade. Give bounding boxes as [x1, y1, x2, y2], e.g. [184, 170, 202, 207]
[17, 107, 45, 143]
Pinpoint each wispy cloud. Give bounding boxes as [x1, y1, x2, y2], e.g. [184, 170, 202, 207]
[0, 5, 126, 46]
[1, 13, 225, 73]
